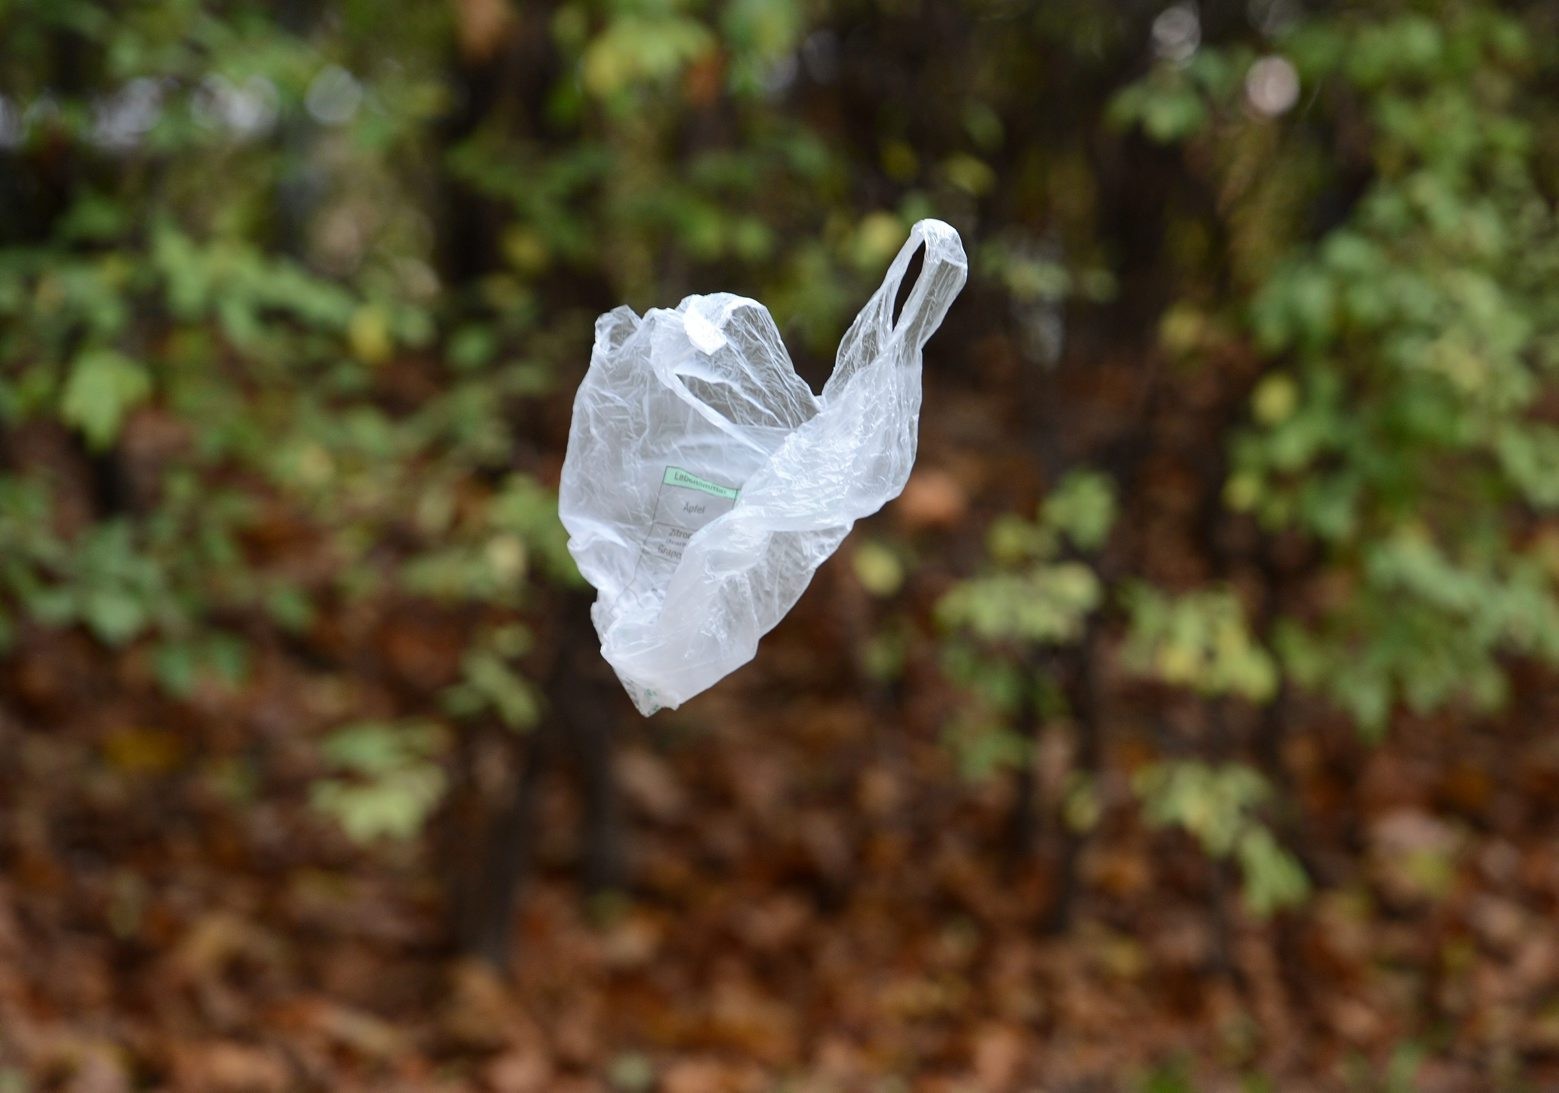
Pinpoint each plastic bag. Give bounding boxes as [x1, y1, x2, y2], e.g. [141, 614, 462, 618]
[559, 219, 967, 714]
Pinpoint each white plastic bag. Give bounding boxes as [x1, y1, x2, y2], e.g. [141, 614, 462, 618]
[559, 219, 967, 714]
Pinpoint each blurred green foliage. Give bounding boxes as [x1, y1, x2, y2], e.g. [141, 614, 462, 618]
[311, 719, 449, 842]
[1122, 3, 1559, 736]
[1135, 761, 1308, 917]
[937, 470, 1113, 781]
[936, 0, 1559, 911]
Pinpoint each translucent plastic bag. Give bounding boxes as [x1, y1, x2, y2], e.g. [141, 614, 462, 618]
[559, 219, 967, 714]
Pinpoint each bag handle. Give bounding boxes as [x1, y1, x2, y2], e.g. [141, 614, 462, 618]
[825, 219, 967, 401]
[881, 218, 968, 350]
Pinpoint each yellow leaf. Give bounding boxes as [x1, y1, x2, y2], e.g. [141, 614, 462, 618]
[102, 726, 183, 775]
[502, 227, 549, 275]
[1252, 373, 1298, 425]
[349, 305, 393, 364]
[853, 211, 904, 269]
[852, 540, 904, 598]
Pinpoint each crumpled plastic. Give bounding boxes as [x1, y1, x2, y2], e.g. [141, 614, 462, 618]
[559, 219, 967, 715]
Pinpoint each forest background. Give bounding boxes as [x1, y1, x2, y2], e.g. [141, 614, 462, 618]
[4, 0, 1559, 1089]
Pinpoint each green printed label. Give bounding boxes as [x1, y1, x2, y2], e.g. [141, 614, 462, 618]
[663, 466, 740, 500]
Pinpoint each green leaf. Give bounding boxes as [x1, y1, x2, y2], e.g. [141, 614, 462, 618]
[60, 349, 151, 450]
[1042, 471, 1117, 551]
[852, 539, 905, 598]
[154, 641, 199, 696]
[83, 587, 147, 646]
[312, 720, 448, 843]
[1236, 828, 1311, 916]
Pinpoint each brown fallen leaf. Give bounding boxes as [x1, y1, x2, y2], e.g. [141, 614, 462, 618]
[617, 747, 688, 823]
[895, 467, 969, 531]
[485, 1047, 554, 1093]
[971, 1021, 1028, 1090]
[170, 1041, 291, 1093]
